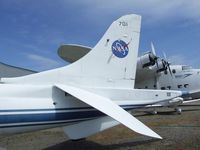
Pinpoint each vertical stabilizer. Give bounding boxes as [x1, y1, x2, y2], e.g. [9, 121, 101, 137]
[67, 14, 141, 88]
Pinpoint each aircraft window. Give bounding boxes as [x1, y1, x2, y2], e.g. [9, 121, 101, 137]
[145, 86, 148, 89]
[172, 69, 176, 74]
[167, 92, 171, 97]
[182, 66, 192, 70]
[167, 86, 171, 90]
[184, 84, 189, 88]
[161, 87, 166, 90]
[153, 85, 156, 88]
[177, 85, 182, 88]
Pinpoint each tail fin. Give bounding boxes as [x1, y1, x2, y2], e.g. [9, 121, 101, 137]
[68, 14, 141, 88]
[2, 14, 141, 88]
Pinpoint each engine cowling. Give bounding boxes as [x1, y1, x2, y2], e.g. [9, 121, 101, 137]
[137, 52, 157, 68]
[168, 97, 183, 107]
[150, 59, 168, 73]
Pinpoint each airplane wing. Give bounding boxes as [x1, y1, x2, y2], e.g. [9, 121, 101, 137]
[57, 44, 91, 63]
[0, 62, 36, 78]
[146, 99, 200, 106]
[55, 84, 162, 139]
[183, 99, 200, 104]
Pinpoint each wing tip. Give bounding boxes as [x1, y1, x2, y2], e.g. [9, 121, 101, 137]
[139, 128, 162, 140]
[149, 133, 162, 139]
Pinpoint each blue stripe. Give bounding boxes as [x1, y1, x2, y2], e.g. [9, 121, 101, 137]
[0, 107, 93, 113]
[0, 104, 146, 128]
[0, 111, 104, 124]
[0, 120, 86, 128]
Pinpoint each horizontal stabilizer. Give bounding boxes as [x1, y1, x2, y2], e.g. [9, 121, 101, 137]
[63, 116, 119, 139]
[55, 84, 162, 139]
[57, 44, 91, 63]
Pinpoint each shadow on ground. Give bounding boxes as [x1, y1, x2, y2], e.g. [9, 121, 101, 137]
[44, 138, 159, 150]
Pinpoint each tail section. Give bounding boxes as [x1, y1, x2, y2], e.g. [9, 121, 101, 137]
[2, 14, 141, 88]
[67, 14, 141, 88]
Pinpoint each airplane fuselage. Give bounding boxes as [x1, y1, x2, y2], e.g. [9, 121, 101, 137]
[0, 83, 181, 136]
[136, 65, 200, 100]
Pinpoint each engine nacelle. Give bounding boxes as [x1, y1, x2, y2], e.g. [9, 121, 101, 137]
[168, 97, 183, 107]
[137, 52, 157, 68]
[150, 59, 167, 73]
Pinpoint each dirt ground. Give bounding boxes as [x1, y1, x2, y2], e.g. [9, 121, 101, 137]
[0, 102, 200, 150]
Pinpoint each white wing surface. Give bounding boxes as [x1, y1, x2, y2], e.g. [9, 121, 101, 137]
[55, 84, 162, 139]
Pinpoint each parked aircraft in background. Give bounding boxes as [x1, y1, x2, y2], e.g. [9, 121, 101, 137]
[136, 43, 200, 114]
[0, 15, 185, 148]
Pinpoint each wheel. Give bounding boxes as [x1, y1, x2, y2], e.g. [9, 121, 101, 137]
[152, 110, 158, 115]
[175, 107, 182, 114]
[71, 138, 86, 142]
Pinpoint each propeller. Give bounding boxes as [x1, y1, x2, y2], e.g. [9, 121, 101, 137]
[162, 51, 173, 77]
[150, 42, 160, 89]
[150, 43, 173, 89]
[151, 47, 173, 77]
[151, 42, 156, 56]
[163, 51, 167, 60]
[150, 42, 159, 68]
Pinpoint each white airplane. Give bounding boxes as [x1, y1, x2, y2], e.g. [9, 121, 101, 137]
[0, 14, 184, 147]
[135, 44, 200, 114]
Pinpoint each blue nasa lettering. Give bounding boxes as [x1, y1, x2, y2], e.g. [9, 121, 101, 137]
[112, 40, 129, 58]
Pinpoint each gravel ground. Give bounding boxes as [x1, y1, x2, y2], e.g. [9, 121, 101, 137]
[0, 102, 199, 150]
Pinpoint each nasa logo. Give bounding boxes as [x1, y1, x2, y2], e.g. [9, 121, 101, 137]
[112, 40, 129, 58]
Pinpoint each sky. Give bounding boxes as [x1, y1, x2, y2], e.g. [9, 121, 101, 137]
[0, 0, 200, 71]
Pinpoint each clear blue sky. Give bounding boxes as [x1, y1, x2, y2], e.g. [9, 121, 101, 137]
[0, 0, 200, 71]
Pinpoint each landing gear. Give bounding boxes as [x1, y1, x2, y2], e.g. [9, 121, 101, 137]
[175, 107, 182, 114]
[151, 109, 158, 115]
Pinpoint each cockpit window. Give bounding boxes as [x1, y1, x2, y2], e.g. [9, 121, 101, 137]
[177, 85, 182, 88]
[161, 87, 166, 90]
[184, 84, 189, 88]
